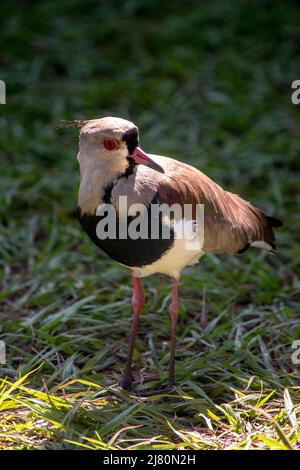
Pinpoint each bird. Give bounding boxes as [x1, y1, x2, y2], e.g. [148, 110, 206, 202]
[75, 116, 282, 392]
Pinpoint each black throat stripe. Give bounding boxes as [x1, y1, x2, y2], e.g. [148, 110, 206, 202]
[102, 161, 136, 204]
[102, 127, 140, 203]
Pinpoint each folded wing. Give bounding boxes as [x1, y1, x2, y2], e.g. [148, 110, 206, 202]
[153, 156, 282, 255]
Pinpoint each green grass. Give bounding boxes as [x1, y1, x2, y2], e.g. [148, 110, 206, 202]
[0, 0, 300, 450]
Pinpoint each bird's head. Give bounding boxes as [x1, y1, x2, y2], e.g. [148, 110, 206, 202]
[77, 116, 164, 176]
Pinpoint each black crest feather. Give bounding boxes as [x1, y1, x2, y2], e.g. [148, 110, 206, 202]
[57, 120, 88, 129]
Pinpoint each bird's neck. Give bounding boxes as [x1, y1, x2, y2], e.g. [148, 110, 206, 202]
[78, 163, 132, 215]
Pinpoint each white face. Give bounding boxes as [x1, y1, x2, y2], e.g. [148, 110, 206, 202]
[77, 116, 139, 174]
[77, 130, 131, 176]
[77, 117, 138, 214]
[76, 117, 164, 215]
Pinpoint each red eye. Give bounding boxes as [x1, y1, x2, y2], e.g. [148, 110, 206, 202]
[103, 139, 118, 151]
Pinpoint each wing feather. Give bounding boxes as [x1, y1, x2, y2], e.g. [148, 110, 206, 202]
[152, 156, 279, 255]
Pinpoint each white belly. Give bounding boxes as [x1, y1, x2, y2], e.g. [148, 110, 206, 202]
[132, 218, 205, 279]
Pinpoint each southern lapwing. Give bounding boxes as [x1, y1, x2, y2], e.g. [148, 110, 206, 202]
[75, 116, 282, 392]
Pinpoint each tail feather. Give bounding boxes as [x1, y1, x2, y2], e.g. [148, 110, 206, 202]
[237, 211, 282, 255]
[251, 240, 276, 251]
[265, 215, 283, 227]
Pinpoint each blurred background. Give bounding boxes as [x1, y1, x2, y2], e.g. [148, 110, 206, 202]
[0, 0, 299, 450]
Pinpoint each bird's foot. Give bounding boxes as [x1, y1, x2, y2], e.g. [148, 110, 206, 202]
[119, 374, 134, 391]
[134, 383, 177, 397]
[120, 373, 177, 397]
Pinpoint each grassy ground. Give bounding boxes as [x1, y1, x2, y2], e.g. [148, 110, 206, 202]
[0, 0, 300, 450]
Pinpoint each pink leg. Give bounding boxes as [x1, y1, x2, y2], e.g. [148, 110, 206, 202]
[120, 275, 145, 390]
[168, 278, 179, 387]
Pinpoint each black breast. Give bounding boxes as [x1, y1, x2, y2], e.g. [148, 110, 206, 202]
[78, 207, 174, 268]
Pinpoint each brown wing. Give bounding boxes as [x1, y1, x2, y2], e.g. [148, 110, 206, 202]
[153, 157, 280, 255]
